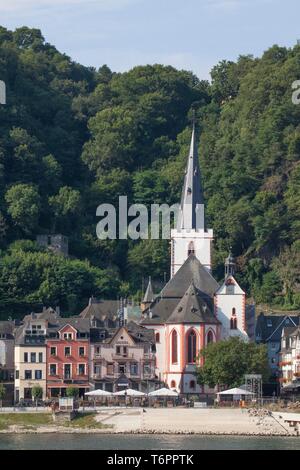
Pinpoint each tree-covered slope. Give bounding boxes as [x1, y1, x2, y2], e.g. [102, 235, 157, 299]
[0, 26, 299, 316]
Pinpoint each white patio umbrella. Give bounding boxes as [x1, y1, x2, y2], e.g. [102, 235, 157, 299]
[85, 389, 112, 397]
[217, 387, 254, 401]
[217, 387, 254, 396]
[113, 388, 146, 397]
[148, 387, 178, 397]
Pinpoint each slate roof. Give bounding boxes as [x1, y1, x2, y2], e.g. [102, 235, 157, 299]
[160, 255, 219, 299]
[255, 313, 300, 342]
[0, 321, 14, 338]
[177, 123, 204, 230]
[141, 255, 219, 325]
[143, 277, 154, 303]
[166, 282, 219, 325]
[79, 298, 119, 324]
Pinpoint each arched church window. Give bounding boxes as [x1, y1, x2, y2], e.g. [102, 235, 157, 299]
[188, 241, 195, 257]
[171, 330, 178, 364]
[207, 330, 214, 344]
[230, 309, 237, 330]
[190, 380, 196, 390]
[155, 332, 160, 343]
[187, 330, 197, 363]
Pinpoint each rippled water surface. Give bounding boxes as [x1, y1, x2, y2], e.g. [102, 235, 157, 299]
[0, 434, 300, 450]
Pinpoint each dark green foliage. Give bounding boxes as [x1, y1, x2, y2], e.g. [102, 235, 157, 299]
[0, 27, 300, 315]
[197, 337, 270, 388]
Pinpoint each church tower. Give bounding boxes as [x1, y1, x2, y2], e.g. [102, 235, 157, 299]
[170, 121, 213, 277]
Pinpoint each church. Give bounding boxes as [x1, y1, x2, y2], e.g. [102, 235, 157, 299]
[140, 122, 252, 396]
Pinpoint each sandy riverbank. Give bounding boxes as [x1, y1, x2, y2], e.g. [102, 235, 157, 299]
[0, 408, 298, 436]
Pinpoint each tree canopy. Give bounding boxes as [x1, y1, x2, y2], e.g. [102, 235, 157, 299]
[196, 337, 270, 389]
[0, 26, 300, 315]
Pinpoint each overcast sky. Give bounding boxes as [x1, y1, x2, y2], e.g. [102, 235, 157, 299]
[0, 0, 299, 80]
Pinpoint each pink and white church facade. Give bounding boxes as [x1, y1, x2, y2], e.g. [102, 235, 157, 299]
[141, 122, 250, 396]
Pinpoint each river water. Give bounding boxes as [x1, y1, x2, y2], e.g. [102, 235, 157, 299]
[0, 434, 300, 450]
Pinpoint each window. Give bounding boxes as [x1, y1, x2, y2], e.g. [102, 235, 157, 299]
[24, 352, 28, 363]
[267, 319, 272, 327]
[171, 330, 178, 364]
[64, 347, 71, 357]
[271, 343, 276, 350]
[64, 364, 71, 379]
[130, 363, 138, 375]
[155, 332, 160, 343]
[49, 364, 57, 376]
[35, 370, 42, 380]
[63, 332, 73, 340]
[79, 347, 85, 357]
[170, 380, 176, 388]
[107, 363, 114, 375]
[230, 308, 237, 330]
[207, 331, 214, 344]
[116, 346, 121, 355]
[25, 370, 32, 380]
[39, 352, 43, 363]
[123, 346, 127, 356]
[30, 353, 36, 363]
[190, 380, 196, 390]
[119, 363, 126, 374]
[50, 347, 56, 356]
[16, 370, 19, 379]
[187, 241, 195, 256]
[78, 364, 85, 376]
[230, 317, 237, 329]
[187, 330, 197, 363]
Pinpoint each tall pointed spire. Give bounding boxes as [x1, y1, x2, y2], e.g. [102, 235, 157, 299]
[177, 118, 204, 230]
[143, 277, 154, 303]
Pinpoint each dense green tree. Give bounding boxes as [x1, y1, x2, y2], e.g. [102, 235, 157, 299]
[196, 337, 270, 388]
[5, 184, 41, 234]
[1, 26, 300, 314]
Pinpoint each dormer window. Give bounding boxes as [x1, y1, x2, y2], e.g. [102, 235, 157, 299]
[63, 332, 73, 340]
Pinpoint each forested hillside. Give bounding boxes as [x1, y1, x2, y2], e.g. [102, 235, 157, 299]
[0, 26, 299, 317]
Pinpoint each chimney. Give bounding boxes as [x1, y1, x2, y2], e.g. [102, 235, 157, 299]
[55, 306, 60, 316]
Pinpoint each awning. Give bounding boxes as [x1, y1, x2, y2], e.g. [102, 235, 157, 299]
[113, 388, 146, 397]
[217, 387, 254, 396]
[148, 387, 178, 397]
[85, 389, 112, 397]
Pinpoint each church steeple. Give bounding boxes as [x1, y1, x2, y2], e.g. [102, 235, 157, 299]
[225, 250, 236, 277]
[140, 277, 154, 313]
[170, 114, 213, 277]
[177, 120, 205, 231]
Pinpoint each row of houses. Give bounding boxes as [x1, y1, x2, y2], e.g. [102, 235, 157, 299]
[0, 299, 160, 404]
[255, 312, 300, 394]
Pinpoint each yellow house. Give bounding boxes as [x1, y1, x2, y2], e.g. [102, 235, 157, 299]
[14, 310, 58, 402]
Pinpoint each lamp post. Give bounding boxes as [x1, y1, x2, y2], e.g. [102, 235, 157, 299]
[0, 80, 6, 105]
